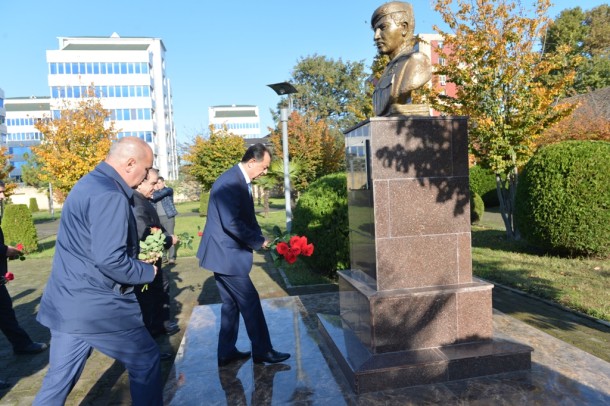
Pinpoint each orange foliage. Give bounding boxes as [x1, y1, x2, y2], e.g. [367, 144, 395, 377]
[32, 95, 117, 202]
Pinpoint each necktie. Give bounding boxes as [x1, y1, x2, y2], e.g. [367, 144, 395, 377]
[248, 183, 252, 197]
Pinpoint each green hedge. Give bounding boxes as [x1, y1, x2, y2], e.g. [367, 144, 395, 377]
[199, 191, 210, 217]
[469, 165, 500, 207]
[2, 204, 38, 253]
[292, 173, 349, 277]
[470, 190, 484, 224]
[515, 141, 610, 257]
[29, 197, 39, 212]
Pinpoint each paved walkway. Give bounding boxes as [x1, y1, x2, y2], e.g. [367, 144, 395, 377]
[0, 218, 608, 405]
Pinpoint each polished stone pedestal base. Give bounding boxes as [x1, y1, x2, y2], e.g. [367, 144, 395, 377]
[318, 313, 532, 393]
[163, 294, 610, 405]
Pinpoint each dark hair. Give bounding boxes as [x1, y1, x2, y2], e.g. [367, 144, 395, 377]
[241, 143, 270, 163]
[157, 176, 164, 182]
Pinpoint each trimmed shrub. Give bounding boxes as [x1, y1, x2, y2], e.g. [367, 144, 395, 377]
[292, 173, 349, 277]
[470, 190, 484, 224]
[2, 204, 38, 253]
[199, 191, 210, 217]
[29, 197, 39, 212]
[515, 141, 610, 257]
[469, 165, 500, 207]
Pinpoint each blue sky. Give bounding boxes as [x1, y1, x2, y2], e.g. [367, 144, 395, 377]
[1, 1, 605, 144]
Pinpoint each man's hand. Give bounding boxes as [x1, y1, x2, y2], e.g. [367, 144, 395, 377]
[262, 239, 270, 249]
[6, 246, 21, 260]
[171, 235, 179, 245]
[153, 264, 158, 276]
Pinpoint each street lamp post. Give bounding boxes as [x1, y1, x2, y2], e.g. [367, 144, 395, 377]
[267, 82, 298, 233]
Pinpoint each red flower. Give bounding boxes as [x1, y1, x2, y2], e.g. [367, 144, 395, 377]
[289, 235, 307, 250]
[276, 242, 289, 255]
[4, 272, 14, 281]
[290, 245, 302, 256]
[16, 243, 24, 251]
[197, 231, 203, 237]
[150, 227, 161, 234]
[283, 251, 298, 264]
[301, 243, 314, 257]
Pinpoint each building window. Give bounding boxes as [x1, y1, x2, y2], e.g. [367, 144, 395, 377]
[439, 75, 447, 86]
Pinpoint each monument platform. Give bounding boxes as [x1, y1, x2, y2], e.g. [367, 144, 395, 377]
[163, 294, 610, 405]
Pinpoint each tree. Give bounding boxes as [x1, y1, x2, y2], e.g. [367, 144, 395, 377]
[20, 152, 48, 189]
[431, 0, 577, 240]
[182, 126, 246, 191]
[0, 146, 14, 184]
[32, 94, 116, 202]
[543, 5, 610, 94]
[286, 54, 371, 130]
[269, 111, 345, 192]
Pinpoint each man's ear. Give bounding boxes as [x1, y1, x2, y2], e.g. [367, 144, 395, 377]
[126, 157, 137, 173]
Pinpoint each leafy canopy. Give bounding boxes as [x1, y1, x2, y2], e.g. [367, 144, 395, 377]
[32, 94, 116, 202]
[182, 126, 246, 191]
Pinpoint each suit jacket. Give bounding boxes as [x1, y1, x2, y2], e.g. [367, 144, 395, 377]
[196, 164, 264, 276]
[0, 225, 9, 277]
[37, 162, 155, 334]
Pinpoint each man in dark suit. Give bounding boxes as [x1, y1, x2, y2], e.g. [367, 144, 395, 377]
[133, 168, 179, 339]
[196, 143, 290, 366]
[0, 181, 48, 391]
[34, 137, 162, 406]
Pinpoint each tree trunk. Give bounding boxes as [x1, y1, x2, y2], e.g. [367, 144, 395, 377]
[496, 167, 521, 240]
[263, 189, 270, 218]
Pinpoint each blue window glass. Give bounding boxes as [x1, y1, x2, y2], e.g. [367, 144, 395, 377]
[121, 63, 127, 74]
[74, 86, 81, 98]
[144, 109, 151, 120]
[129, 86, 135, 97]
[60, 87, 66, 98]
[128, 63, 134, 74]
[108, 86, 115, 97]
[135, 63, 141, 74]
[120, 86, 127, 97]
[86, 62, 93, 74]
[52, 87, 59, 98]
[93, 62, 100, 74]
[58, 63, 64, 74]
[136, 86, 142, 97]
[114, 62, 120, 74]
[67, 87, 73, 98]
[72, 63, 78, 74]
[79, 63, 85, 74]
[146, 132, 153, 142]
[141, 63, 149, 73]
[50, 63, 57, 74]
[65, 63, 71, 74]
[143, 87, 150, 96]
[101, 63, 107, 74]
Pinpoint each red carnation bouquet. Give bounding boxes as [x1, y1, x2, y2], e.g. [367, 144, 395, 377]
[268, 226, 314, 267]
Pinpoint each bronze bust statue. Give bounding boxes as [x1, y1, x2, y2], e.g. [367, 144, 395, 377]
[371, 1, 431, 116]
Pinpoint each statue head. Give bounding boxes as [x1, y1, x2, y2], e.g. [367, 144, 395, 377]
[371, 2, 415, 59]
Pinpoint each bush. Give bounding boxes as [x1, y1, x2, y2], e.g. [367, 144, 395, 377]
[199, 191, 210, 217]
[470, 190, 484, 224]
[515, 141, 610, 257]
[292, 173, 349, 277]
[469, 165, 500, 207]
[2, 204, 38, 253]
[29, 197, 39, 212]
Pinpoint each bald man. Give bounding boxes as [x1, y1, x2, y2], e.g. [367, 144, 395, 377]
[35, 137, 162, 406]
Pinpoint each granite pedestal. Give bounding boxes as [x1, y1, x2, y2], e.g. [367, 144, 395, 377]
[319, 116, 532, 393]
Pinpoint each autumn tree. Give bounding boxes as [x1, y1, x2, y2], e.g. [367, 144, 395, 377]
[182, 126, 246, 191]
[543, 5, 610, 95]
[32, 95, 116, 202]
[0, 147, 16, 203]
[269, 111, 345, 192]
[431, 0, 577, 239]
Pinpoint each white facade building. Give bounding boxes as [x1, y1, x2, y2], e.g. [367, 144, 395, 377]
[209, 105, 261, 139]
[0, 88, 6, 145]
[46, 33, 178, 179]
[4, 96, 50, 180]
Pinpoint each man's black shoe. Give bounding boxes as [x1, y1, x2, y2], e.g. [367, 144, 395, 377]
[0, 379, 11, 390]
[160, 352, 173, 361]
[218, 350, 251, 367]
[164, 323, 180, 336]
[253, 350, 290, 364]
[14, 342, 48, 355]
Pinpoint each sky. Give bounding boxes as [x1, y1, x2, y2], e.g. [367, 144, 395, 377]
[1, 0, 606, 145]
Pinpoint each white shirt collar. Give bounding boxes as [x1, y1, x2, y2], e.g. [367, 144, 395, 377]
[238, 162, 251, 184]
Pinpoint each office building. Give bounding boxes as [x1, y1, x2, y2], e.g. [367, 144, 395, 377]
[208, 105, 261, 139]
[46, 33, 178, 179]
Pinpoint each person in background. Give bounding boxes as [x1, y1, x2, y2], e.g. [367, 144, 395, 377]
[151, 176, 178, 264]
[196, 143, 290, 367]
[33, 137, 162, 406]
[0, 181, 48, 391]
[133, 168, 180, 340]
